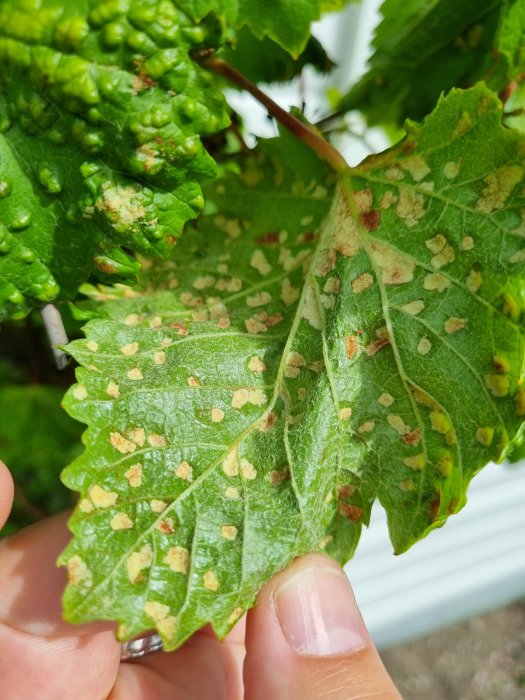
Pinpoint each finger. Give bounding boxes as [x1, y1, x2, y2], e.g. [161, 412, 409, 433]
[0, 512, 120, 700]
[244, 553, 402, 700]
[109, 620, 246, 700]
[0, 460, 14, 530]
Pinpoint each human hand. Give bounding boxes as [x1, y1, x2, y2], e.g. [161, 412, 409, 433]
[0, 461, 401, 699]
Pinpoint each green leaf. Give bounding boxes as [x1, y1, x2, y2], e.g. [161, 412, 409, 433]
[237, 0, 323, 57]
[339, 0, 525, 126]
[0, 0, 230, 319]
[220, 27, 334, 84]
[60, 85, 525, 649]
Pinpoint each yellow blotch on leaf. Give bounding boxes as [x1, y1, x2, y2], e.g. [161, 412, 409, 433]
[175, 461, 193, 482]
[73, 384, 88, 401]
[164, 546, 189, 574]
[403, 454, 426, 470]
[120, 342, 139, 356]
[203, 571, 220, 592]
[110, 512, 134, 530]
[125, 463, 143, 488]
[369, 241, 415, 285]
[221, 525, 238, 541]
[127, 544, 153, 583]
[444, 317, 466, 334]
[67, 556, 92, 587]
[475, 426, 494, 447]
[89, 484, 118, 509]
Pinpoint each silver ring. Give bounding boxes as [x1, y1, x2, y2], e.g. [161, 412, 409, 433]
[121, 632, 164, 661]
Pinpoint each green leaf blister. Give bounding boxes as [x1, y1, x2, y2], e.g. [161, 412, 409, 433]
[0, 0, 230, 319]
[60, 86, 525, 649]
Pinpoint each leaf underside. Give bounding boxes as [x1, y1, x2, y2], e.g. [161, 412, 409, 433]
[0, 0, 230, 319]
[340, 0, 525, 126]
[61, 85, 525, 650]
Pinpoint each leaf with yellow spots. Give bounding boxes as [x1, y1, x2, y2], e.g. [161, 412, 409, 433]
[59, 86, 525, 650]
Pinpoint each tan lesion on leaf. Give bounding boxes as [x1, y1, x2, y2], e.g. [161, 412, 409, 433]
[417, 337, 432, 355]
[345, 335, 360, 359]
[203, 571, 220, 592]
[67, 556, 93, 587]
[148, 433, 167, 448]
[444, 317, 467, 334]
[284, 351, 306, 378]
[461, 236, 474, 251]
[150, 499, 168, 513]
[125, 463, 143, 488]
[127, 367, 143, 381]
[110, 512, 133, 530]
[73, 384, 88, 400]
[357, 420, 375, 434]
[369, 240, 415, 284]
[225, 486, 240, 499]
[164, 546, 189, 574]
[401, 299, 424, 315]
[387, 414, 410, 435]
[443, 161, 460, 179]
[175, 461, 193, 482]
[484, 373, 510, 397]
[248, 356, 267, 373]
[250, 250, 272, 276]
[143, 601, 177, 641]
[395, 186, 427, 227]
[89, 484, 118, 508]
[240, 458, 257, 480]
[351, 272, 374, 293]
[425, 234, 455, 269]
[154, 351, 166, 365]
[365, 326, 391, 356]
[423, 272, 450, 292]
[475, 165, 523, 214]
[221, 525, 238, 541]
[106, 381, 120, 398]
[403, 454, 425, 470]
[120, 342, 139, 356]
[378, 392, 394, 407]
[400, 155, 431, 181]
[127, 544, 153, 583]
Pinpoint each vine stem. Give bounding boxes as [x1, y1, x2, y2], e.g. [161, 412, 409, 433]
[200, 57, 349, 174]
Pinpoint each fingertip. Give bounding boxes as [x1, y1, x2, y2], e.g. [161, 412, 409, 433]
[244, 553, 401, 700]
[0, 460, 14, 530]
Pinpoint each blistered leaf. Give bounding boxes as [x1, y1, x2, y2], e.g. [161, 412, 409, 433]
[0, 0, 229, 319]
[340, 0, 525, 126]
[60, 86, 525, 649]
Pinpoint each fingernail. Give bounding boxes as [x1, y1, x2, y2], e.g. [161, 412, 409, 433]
[274, 565, 368, 656]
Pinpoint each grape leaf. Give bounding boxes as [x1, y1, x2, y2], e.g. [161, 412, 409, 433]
[0, 0, 230, 319]
[220, 27, 335, 84]
[236, 0, 324, 57]
[59, 85, 525, 649]
[339, 0, 525, 126]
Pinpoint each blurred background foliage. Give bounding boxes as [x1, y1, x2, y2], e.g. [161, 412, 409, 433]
[0, 309, 83, 535]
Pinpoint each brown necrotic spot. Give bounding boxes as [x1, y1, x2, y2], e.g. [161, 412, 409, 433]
[365, 327, 391, 356]
[360, 210, 381, 231]
[339, 503, 364, 523]
[345, 336, 359, 359]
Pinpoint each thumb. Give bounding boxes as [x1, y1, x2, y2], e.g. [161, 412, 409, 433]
[244, 553, 401, 700]
[0, 461, 14, 530]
